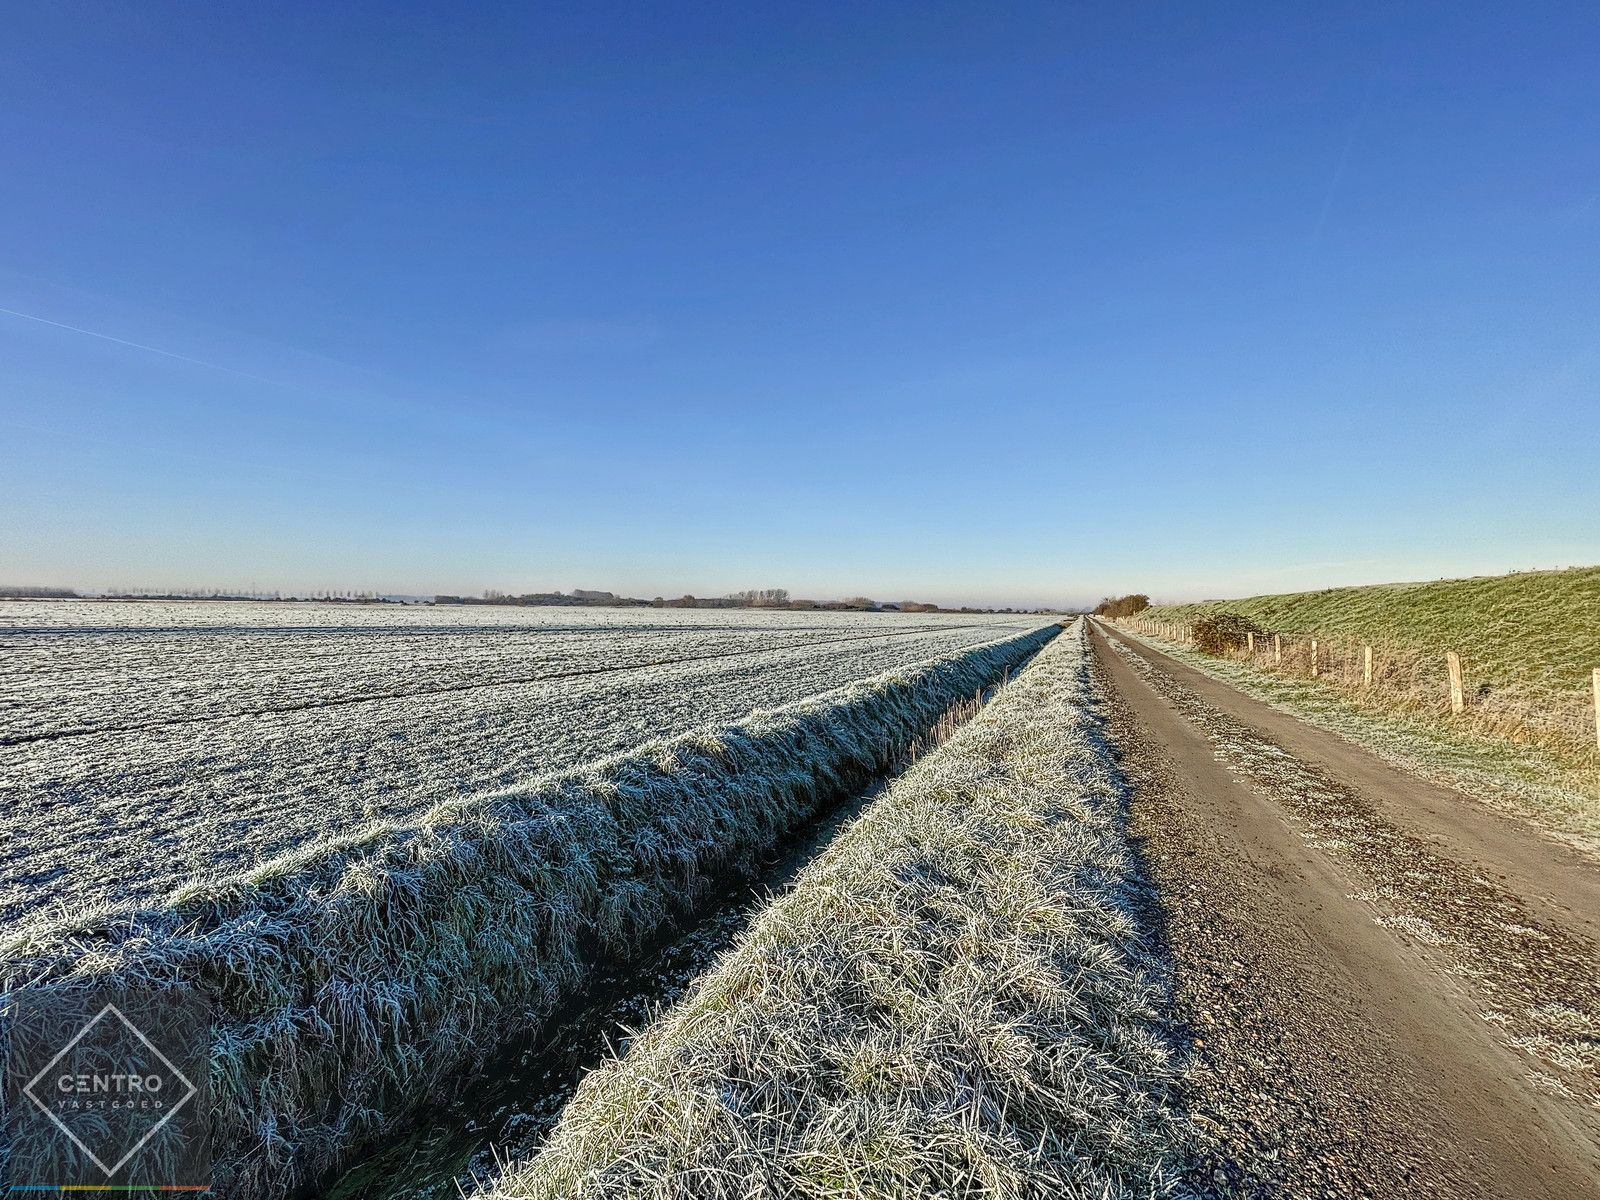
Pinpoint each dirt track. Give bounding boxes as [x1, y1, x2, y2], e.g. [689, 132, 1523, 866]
[1088, 619, 1600, 1199]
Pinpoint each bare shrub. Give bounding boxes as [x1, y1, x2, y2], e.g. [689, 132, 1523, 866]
[1193, 613, 1264, 657]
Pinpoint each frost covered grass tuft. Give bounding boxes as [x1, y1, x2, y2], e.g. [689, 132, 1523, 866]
[0, 625, 1054, 1200]
[482, 620, 1181, 1200]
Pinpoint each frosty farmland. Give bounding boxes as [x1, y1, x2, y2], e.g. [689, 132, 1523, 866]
[1, 600, 1058, 1198]
[0, 601, 1041, 929]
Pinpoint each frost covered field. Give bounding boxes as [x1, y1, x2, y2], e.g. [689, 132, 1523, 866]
[0, 600, 1042, 928]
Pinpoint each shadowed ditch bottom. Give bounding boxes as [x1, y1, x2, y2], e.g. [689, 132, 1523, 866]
[319, 783, 882, 1200]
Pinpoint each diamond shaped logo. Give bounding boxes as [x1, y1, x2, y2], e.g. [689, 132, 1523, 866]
[6, 987, 211, 1189]
[22, 1003, 199, 1177]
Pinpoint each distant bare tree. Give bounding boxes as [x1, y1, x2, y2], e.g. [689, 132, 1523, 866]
[729, 588, 791, 608]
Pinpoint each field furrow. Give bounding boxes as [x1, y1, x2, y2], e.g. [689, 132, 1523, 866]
[0, 603, 1041, 928]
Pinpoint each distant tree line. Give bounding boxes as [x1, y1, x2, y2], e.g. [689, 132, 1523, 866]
[99, 589, 398, 603]
[427, 588, 1027, 613]
[0, 582, 1049, 615]
[436, 589, 624, 607]
[0, 585, 410, 603]
[0, 585, 79, 598]
[1093, 593, 1151, 618]
[728, 588, 791, 607]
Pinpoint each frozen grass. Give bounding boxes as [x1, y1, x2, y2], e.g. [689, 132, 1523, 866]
[0, 625, 1055, 1200]
[0, 601, 1043, 925]
[0, 602, 1042, 741]
[481, 620, 1181, 1200]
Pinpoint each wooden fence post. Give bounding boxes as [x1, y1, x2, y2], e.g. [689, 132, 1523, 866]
[1363, 644, 1373, 688]
[1273, 634, 1282, 666]
[1447, 651, 1465, 715]
[1247, 631, 1255, 657]
[1592, 668, 1599, 750]
[1310, 638, 1319, 676]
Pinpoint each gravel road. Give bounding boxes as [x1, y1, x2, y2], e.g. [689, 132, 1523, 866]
[1089, 619, 1600, 1199]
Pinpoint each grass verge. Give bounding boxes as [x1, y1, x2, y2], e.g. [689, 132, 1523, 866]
[480, 620, 1181, 1200]
[0, 624, 1057, 1200]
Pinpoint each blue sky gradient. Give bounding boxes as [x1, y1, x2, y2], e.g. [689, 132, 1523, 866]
[2, 2, 1596, 607]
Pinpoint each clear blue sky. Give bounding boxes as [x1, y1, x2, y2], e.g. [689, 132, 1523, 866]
[2, 2, 1595, 608]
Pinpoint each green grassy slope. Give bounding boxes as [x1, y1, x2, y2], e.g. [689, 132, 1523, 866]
[1147, 566, 1600, 695]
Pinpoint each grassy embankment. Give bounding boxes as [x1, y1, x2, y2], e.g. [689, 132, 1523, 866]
[481, 620, 1182, 1200]
[1129, 566, 1600, 848]
[0, 624, 1057, 1200]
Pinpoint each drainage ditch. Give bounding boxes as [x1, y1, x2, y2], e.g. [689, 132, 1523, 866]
[320, 675, 1019, 1200]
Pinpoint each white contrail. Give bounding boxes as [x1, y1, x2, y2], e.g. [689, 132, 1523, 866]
[0, 304, 278, 383]
[1310, 119, 1359, 247]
